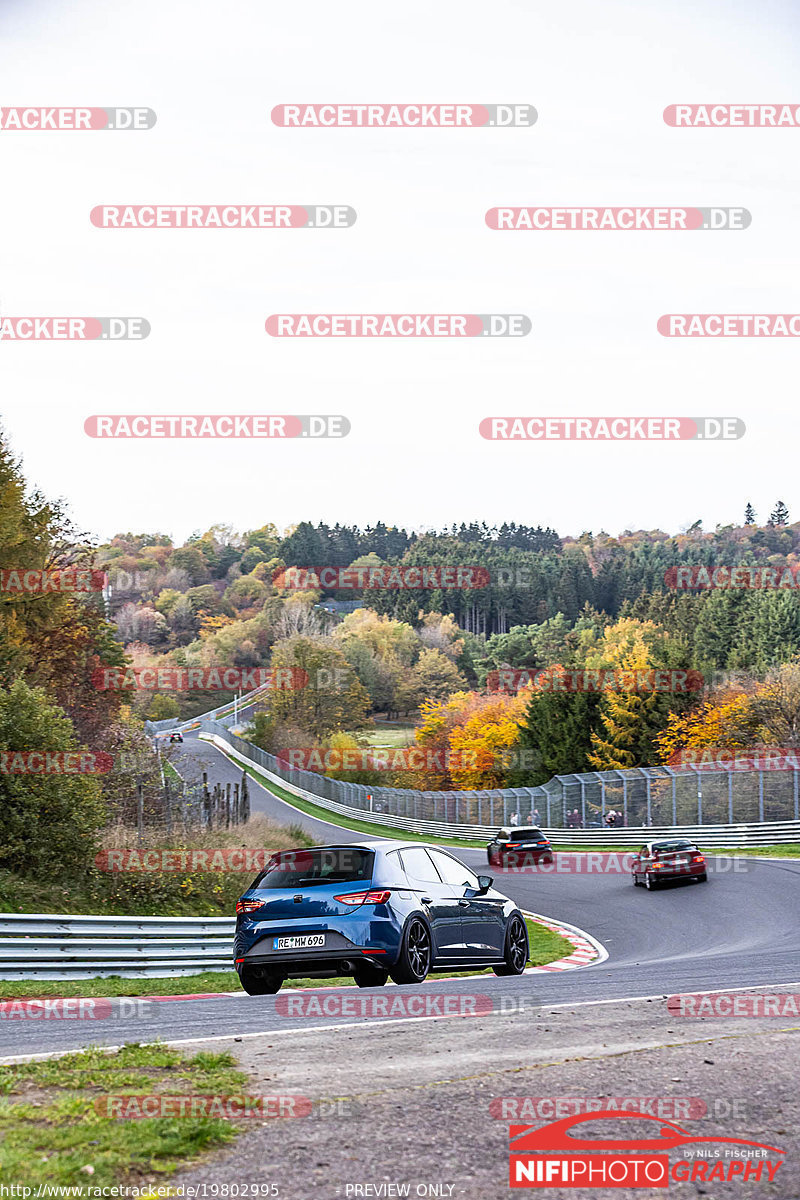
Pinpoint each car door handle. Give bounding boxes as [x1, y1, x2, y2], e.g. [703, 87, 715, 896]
[458, 899, 470, 907]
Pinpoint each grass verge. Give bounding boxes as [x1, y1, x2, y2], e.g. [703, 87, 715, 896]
[709, 844, 800, 857]
[0, 1043, 246, 1189]
[0, 919, 571, 1000]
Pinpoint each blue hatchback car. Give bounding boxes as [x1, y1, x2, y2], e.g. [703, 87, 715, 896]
[234, 841, 529, 994]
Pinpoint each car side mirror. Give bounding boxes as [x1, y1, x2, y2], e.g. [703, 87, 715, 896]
[476, 875, 492, 894]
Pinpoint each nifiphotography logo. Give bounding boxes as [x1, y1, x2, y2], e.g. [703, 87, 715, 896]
[507, 1111, 785, 1188]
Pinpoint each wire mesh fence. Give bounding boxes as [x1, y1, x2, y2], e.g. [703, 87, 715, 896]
[201, 721, 800, 830]
[107, 771, 251, 837]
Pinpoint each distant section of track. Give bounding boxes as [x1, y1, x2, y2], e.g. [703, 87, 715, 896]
[4, 735, 797, 1060]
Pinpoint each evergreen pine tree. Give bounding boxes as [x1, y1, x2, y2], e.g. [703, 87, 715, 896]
[743, 502, 756, 526]
[769, 500, 790, 527]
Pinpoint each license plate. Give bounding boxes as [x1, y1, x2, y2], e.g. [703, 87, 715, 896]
[273, 934, 325, 950]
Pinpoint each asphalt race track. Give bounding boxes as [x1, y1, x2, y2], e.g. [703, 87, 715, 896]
[3, 734, 799, 1060]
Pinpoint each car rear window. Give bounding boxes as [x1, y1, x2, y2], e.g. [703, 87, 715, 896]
[654, 841, 696, 855]
[508, 829, 545, 841]
[253, 848, 374, 889]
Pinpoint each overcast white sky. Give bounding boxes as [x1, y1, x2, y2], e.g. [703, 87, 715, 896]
[0, 0, 798, 544]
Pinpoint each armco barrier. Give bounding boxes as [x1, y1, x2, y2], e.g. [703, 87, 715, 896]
[0, 914, 235, 981]
[201, 731, 800, 847]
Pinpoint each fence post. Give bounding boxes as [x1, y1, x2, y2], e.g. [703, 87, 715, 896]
[795, 770, 799, 821]
[580, 779, 586, 828]
[203, 772, 211, 826]
[546, 791, 551, 826]
[646, 776, 651, 826]
[136, 781, 144, 847]
[696, 772, 702, 824]
[728, 771, 733, 823]
[164, 778, 172, 836]
[758, 771, 764, 822]
[242, 772, 250, 823]
[671, 776, 676, 825]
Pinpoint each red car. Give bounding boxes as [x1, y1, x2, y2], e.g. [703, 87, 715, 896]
[487, 827, 553, 867]
[631, 839, 707, 889]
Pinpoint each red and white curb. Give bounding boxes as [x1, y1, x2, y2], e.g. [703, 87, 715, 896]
[522, 909, 608, 974]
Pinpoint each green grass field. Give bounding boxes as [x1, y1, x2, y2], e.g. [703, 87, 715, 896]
[0, 1043, 246, 1190]
[357, 723, 416, 748]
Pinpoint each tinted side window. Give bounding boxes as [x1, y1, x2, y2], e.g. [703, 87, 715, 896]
[382, 850, 409, 885]
[429, 850, 480, 890]
[399, 847, 442, 884]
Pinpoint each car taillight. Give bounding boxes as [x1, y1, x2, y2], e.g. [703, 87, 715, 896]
[334, 889, 391, 905]
[651, 863, 664, 869]
[236, 899, 265, 914]
[692, 855, 705, 862]
[505, 843, 522, 849]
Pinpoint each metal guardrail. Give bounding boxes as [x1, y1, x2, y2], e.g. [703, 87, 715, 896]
[0, 914, 235, 981]
[202, 732, 800, 847]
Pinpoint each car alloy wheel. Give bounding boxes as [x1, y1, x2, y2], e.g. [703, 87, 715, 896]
[493, 915, 529, 976]
[390, 917, 431, 985]
[353, 965, 389, 988]
[239, 968, 284, 995]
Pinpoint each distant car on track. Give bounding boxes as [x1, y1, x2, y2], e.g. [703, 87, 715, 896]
[631, 839, 707, 889]
[168, 731, 183, 743]
[233, 840, 529, 995]
[487, 827, 553, 867]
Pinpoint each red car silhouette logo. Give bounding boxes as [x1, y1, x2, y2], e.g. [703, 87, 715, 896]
[510, 1111, 784, 1155]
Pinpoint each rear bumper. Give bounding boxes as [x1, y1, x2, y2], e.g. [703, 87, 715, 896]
[640, 865, 706, 881]
[492, 849, 553, 866]
[234, 913, 403, 970]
